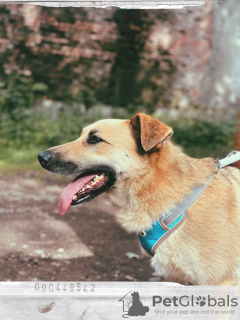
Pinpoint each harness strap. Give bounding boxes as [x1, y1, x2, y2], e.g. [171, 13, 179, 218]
[218, 151, 240, 168]
[161, 172, 216, 229]
[138, 150, 240, 256]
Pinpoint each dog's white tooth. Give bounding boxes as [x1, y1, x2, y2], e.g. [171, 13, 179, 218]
[86, 185, 91, 189]
[72, 195, 77, 200]
[82, 188, 85, 191]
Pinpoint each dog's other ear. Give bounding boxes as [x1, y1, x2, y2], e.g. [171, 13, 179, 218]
[130, 113, 173, 152]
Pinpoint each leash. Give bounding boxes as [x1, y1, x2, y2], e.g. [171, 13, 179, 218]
[138, 151, 240, 256]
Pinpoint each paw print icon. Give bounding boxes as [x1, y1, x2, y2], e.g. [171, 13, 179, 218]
[196, 296, 206, 307]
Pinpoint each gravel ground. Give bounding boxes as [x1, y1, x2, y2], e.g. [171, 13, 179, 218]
[0, 170, 160, 282]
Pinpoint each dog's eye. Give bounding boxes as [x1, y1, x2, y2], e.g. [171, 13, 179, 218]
[87, 135, 103, 145]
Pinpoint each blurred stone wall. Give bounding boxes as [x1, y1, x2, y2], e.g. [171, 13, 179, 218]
[0, 2, 238, 113]
[200, 0, 240, 112]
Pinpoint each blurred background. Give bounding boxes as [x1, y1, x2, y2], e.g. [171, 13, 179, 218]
[0, 1, 240, 282]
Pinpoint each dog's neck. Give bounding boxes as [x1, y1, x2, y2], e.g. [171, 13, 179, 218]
[109, 141, 216, 233]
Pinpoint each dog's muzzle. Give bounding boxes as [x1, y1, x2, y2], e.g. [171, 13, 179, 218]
[38, 150, 79, 175]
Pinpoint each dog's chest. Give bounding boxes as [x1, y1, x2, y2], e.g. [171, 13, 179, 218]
[150, 245, 190, 284]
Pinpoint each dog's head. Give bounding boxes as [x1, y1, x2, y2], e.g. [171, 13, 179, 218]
[38, 113, 173, 216]
[131, 291, 139, 298]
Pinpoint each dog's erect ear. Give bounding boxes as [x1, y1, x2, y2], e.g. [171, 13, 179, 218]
[130, 113, 173, 152]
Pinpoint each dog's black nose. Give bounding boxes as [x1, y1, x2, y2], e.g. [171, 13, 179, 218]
[38, 151, 52, 168]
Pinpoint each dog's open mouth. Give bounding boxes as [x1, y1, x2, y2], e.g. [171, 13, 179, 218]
[58, 168, 116, 216]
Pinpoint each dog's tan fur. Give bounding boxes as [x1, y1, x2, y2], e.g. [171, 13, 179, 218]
[46, 113, 240, 285]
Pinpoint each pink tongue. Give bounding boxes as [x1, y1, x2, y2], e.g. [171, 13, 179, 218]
[58, 174, 96, 216]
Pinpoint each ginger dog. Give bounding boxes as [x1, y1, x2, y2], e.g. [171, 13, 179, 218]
[38, 113, 240, 285]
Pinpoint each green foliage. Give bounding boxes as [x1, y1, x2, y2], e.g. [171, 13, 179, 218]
[168, 117, 237, 158]
[0, 147, 44, 171]
[0, 74, 48, 113]
[32, 82, 49, 94]
[0, 106, 100, 150]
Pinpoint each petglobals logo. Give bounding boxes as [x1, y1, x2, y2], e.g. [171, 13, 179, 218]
[153, 294, 238, 308]
[119, 291, 149, 318]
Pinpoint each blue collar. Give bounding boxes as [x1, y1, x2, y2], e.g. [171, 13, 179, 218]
[138, 212, 186, 256]
[139, 213, 185, 256]
[138, 151, 240, 256]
